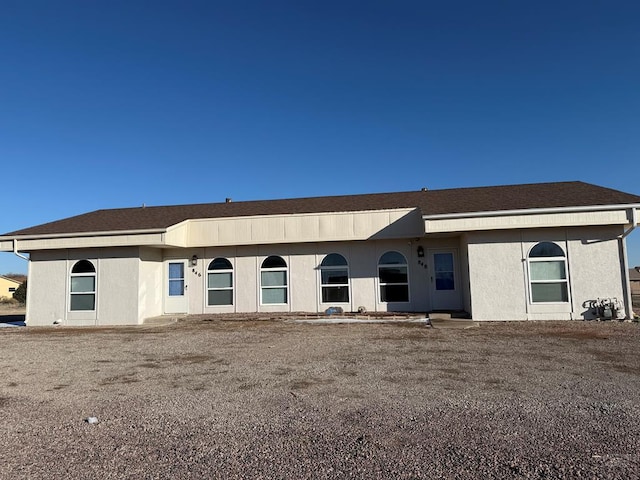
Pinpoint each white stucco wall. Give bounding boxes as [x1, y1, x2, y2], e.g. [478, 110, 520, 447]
[27, 250, 68, 326]
[139, 247, 163, 321]
[27, 248, 142, 326]
[564, 226, 626, 319]
[465, 227, 627, 321]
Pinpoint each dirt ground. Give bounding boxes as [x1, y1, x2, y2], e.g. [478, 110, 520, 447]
[0, 311, 639, 479]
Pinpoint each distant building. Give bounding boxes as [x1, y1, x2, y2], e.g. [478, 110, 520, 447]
[630, 268, 640, 296]
[0, 275, 22, 299]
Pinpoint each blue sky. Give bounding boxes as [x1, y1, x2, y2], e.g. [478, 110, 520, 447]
[1, 0, 639, 274]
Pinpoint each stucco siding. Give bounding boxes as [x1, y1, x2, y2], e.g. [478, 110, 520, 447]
[564, 226, 626, 319]
[466, 231, 528, 321]
[139, 247, 163, 321]
[96, 251, 140, 326]
[26, 251, 68, 326]
[465, 227, 628, 321]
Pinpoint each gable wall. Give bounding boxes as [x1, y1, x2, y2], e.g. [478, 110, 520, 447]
[0, 277, 21, 299]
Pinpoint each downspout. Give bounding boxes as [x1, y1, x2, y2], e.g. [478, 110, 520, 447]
[13, 239, 29, 261]
[620, 208, 638, 319]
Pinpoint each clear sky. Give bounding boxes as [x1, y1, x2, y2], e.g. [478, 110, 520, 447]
[1, 0, 639, 274]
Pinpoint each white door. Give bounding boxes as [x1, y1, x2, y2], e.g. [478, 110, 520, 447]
[164, 260, 188, 314]
[429, 250, 462, 311]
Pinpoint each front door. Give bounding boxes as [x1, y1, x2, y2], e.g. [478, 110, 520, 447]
[164, 260, 188, 314]
[429, 249, 462, 311]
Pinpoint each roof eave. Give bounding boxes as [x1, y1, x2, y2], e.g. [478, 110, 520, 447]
[422, 203, 640, 220]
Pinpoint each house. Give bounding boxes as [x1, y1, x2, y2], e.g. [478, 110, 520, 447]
[630, 268, 640, 296]
[0, 275, 22, 300]
[1, 181, 639, 326]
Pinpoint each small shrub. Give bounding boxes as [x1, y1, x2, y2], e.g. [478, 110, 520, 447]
[12, 281, 26, 304]
[0, 296, 18, 305]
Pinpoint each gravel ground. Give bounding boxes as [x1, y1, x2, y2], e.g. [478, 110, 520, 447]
[0, 316, 639, 479]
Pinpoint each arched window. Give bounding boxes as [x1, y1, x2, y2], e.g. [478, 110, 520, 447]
[207, 258, 233, 306]
[70, 260, 96, 311]
[261, 256, 288, 304]
[378, 251, 409, 302]
[320, 253, 349, 303]
[528, 242, 569, 303]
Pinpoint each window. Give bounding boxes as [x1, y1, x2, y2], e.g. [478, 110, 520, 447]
[378, 251, 409, 302]
[528, 242, 569, 303]
[207, 258, 233, 306]
[70, 260, 96, 311]
[8, 287, 16, 293]
[320, 253, 349, 303]
[261, 256, 288, 304]
[168, 262, 185, 296]
[433, 252, 455, 290]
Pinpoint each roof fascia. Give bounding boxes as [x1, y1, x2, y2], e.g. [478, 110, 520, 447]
[0, 228, 168, 242]
[422, 203, 640, 220]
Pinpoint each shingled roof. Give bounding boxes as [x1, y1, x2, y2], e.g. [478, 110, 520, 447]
[4, 181, 640, 237]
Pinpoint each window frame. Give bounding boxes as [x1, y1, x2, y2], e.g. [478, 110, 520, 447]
[527, 242, 570, 304]
[260, 255, 289, 305]
[319, 253, 350, 304]
[378, 251, 410, 303]
[69, 260, 97, 312]
[206, 257, 234, 306]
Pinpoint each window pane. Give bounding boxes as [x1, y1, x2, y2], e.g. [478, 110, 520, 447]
[208, 272, 232, 289]
[531, 261, 566, 281]
[262, 256, 286, 269]
[169, 279, 184, 296]
[381, 284, 409, 302]
[72, 260, 95, 274]
[71, 276, 95, 293]
[262, 287, 287, 304]
[169, 263, 184, 280]
[321, 269, 348, 285]
[379, 266, 408, 284]
[379, 251, 406, 265]
[70, 294, 95, 311]
[433, 253, 453, 273]
[322, 286, 349, 303]
[261, 271, 287, 287]
[435, 272, 455, 290]
[321, 254, 348, 267]
[209, 258, 232, 270]
[531, 283, 568, 302]
[208, 289, 233, 306]
[530, 242, 565, 258]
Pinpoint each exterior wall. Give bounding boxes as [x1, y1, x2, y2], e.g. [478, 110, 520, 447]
[425, 209, 630, 234]
[27, 250, 68, 326]
[164, 238, 462, 317]
[182, 208, 424, 247]
[0, 276, 21, 299]
[564, 226, 626, 319]
[465, 226, 627, 321]
[27, 247, 142, 326]
[466, 231, 529, 321]
[138, 247, 163, 321]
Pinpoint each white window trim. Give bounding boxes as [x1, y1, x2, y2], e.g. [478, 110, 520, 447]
[377, 251, 410, 304]
[319, 254, 350, 304]
[69, 261, 97, 312]
[527, 244, 570, 305]
[206, 258, 234, 307]
[260, 256, 289, 305]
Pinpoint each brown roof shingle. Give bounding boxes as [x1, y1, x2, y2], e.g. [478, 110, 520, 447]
[4, 181, 640, 237]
